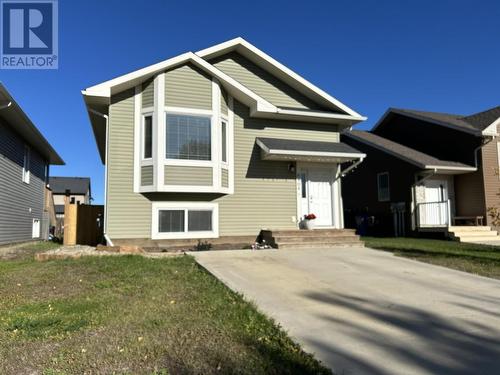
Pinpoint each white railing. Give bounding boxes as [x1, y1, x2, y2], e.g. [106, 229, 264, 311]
[416, 200, 450, 227]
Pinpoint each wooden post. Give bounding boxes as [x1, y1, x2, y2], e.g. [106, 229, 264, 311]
[63, 189, 77, 246]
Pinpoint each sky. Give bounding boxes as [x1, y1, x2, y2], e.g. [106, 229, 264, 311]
[2, 0, 500, 204]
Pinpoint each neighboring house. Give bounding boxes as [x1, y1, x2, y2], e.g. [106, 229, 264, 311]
[342, 106, 500, 242]
[0, 83, 64, 245]
[82, 38, 366, 246]
[49, 176, 91, 217]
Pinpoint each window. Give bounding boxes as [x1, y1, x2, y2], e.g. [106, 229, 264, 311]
[188, 210, 212, 231]
[142, 115, 152, 159]
[300, 173, 307, 198]
[377, 172, 390, 202]
[159, 210, 185, 232]
[153, 203, 218, 239]
[166, 114, 211, 160]
[22, 146, 30, 184]
[221, 120, 227, 163]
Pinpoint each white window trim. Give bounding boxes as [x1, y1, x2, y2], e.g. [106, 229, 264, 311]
[152, 202, 219, 239]
[164, 110, 214, 166]
[22, 145, 30, 184]
[377, 172, 390, 202]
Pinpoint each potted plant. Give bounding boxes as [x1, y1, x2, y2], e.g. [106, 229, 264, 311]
[302, 213, 317, 230]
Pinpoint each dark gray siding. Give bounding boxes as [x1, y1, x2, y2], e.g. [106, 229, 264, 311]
[0, 120, 47, 244]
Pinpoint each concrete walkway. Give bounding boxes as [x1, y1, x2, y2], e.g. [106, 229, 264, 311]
[192, 247, 500, 375]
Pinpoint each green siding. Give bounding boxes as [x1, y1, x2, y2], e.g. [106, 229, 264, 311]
[142, 79, 154, 109]
[221, 88, 229, 115]
[221, 168, 228, 188]
[215, 99, 340, 236]
[141, 165, 153, 186]
[164, 165, 212, 186]
[108, 90, 152, 238]
[210, 52, 323, 110]
[165, 63, 212, 110]
[106, 92, 340, 239]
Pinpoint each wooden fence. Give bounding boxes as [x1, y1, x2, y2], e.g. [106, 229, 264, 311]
[63, 203, 104, 246]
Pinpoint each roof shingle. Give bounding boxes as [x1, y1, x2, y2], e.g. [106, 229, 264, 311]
[344, 130, 476, 170]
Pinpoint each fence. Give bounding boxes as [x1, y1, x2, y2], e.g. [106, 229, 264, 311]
[416, 200, 450, 227]
[63, 203, 104, 246]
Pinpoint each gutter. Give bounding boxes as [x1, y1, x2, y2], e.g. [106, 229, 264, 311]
[88, 108, 112, 246]
[336, 157, 365, 180]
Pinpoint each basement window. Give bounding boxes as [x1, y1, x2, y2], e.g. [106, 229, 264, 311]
[153, 203, 218, 239]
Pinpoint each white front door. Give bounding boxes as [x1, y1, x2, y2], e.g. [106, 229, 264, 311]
[298, 165, 335, 227]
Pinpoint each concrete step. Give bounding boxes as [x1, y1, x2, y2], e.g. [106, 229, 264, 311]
[455, 235, 500, 243]
[448, 226, 492, 232]
[271, 229, 356, 237]
[449, 230, 498, 238]
[278, 241, 364, 250]
[274, 235, 360, 243]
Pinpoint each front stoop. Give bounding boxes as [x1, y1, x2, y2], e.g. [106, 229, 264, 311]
[262, 228, 363, 249]
[447, 226, 500, 243]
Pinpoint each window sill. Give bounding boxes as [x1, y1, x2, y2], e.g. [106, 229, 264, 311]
[164, 159, 213, 167]
[152, 231, 218, 240]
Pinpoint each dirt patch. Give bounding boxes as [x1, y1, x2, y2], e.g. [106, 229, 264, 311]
[35, 245, 182, 261]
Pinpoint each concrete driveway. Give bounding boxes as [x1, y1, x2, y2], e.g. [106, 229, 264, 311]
[192, 247, 500, 375]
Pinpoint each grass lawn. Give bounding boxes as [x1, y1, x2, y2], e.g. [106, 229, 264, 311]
[364, 237, 500, 280]
[0, 243, 330, 375]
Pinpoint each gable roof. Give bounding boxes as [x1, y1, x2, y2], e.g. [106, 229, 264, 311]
[344, 130, 476, 172]
[372, 106, 500, 136]
[196, 38, 364, 118]
[83, 38, 367, 163]
[0, 83, 64, 165]
[49, 176, 90, 195]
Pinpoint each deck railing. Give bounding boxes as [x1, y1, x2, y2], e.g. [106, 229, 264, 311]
[416, 200, 451, 227]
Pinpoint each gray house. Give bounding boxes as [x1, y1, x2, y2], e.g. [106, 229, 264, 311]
[0, 83, 64, 245]
[83, 38, 366, 248]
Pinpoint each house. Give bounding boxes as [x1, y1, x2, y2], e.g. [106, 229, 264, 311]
[49, 176, 91, 217]
[341, 106, 500, 242]
[82, 38, 367, 248]
[0, 83, 64, 245]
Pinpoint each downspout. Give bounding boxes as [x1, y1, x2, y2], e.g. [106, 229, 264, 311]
[334, 156, 365, 181]
[88, 108, 113, 247]
[411, 169, 437, 231]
